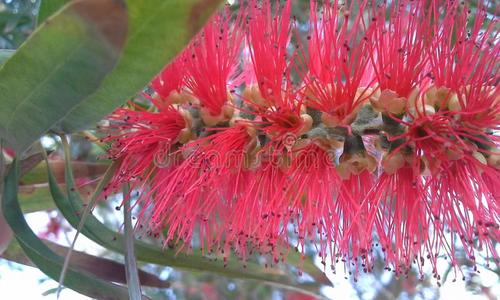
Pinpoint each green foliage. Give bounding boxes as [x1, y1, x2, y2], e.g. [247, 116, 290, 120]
[0, 0, 37, 49]
[2, 160, 141, 300]
[0, 0, 127, 153]
[37, 0, 70, 25]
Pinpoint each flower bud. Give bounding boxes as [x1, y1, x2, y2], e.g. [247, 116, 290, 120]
[200, 103, 234, 127]
[243, 84, 268, 108]
[370, 89, 407, 115]
[338, 151, 377, 179]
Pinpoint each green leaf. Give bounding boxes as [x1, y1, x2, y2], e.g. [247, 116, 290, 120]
[123, 184, 143, 300]
[60, 0, 223, 132]
[1, 160, 144, 300]
[37, 0, 71, 25]
[0, 0, 127, 154]
[47, 145, 328, 298]
[55, 137, 118, 298]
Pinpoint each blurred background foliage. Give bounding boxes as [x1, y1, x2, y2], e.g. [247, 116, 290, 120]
[0, 0, 38, 49]
[0, 0, 498, 299]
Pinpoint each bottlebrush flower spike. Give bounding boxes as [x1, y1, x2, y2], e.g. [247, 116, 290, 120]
[184, 7, 244, 126]
[100, 0, 500, 281]
[369, 3, 498, 278]
[427, 158, 500, 270]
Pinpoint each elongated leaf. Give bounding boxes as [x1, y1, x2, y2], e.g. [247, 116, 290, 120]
[37, 0, 71, 25]
[2, 160, 145, 300]
[46, 148, 328, 297]
[0, 0, 127, 154]
[56, 137, 118, 298]
[2, 239, 170, 288]
[60, 0, 223, 132]
[0, 140, 13, 255]
[124, 184, 143, 300]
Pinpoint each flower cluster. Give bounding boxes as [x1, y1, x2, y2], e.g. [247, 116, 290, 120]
[102, 0, 499, 280]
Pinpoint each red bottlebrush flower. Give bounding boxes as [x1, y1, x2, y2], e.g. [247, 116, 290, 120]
[226, 159, 289, 261]
[103, 104, 188, 195]
[365, 0, 428, 115]
[244, 0, 311, 150]
[100, 0, 500, 281]
[304, 0, 374, 127]
[336, 168, 376, 274]
[284, 142, 341, 265]
[303, 3, 378, 272]
[245, 0, 293, 107]
[359, 0, 499, 277]
[427, 1, 498, 91]
[184, 7, 244, 125]
[428, 158, 500, 269]
[146, 123, 258, 256]
[150, 53, 186, 103]
[374, 102, 500, 276]
[425, 1, 499, 125]
[371, 165, 431, 275]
